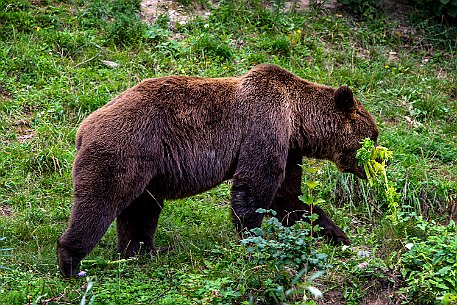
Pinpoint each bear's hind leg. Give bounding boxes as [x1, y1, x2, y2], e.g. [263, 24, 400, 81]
[57, 151, 152, 277]
[116, 189, 163, 258]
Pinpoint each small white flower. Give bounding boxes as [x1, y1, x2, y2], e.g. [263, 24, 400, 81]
[405, 243, 414, 250]
[357, 250, 370, 258]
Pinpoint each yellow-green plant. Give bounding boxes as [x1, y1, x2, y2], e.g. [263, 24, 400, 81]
[356, 138, 398, 223]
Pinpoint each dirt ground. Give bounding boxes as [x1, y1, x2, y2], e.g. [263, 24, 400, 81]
[140, 0, 338, 26]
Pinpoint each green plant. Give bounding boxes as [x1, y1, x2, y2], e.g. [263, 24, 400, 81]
[143, 26, 170, 43]
[105, 13, 146, 45]
[356, 138, 399, 222]
[441, 293, 457, 305]
[80, 276, 96, 305]
[356, 139, 393, 186]
[0, 237, 13, 270]
[180, 274, 241, 304]
[410, 0, 457, 18]
[337, 0, 381, 16]
[240, 208, 328, 303]
[241, 209, 329, 271]
[193, 33, 233, 60]
[83, 0, 146, 45]
[401, 219, 457, 304]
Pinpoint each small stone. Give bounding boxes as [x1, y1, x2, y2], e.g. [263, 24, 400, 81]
[357, 261, 369, 269]
[101, 60, 119, 69]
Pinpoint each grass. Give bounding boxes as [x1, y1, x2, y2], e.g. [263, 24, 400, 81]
[0, 0, 456, 304]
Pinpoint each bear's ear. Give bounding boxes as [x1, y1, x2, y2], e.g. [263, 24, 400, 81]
[334, 86, 356, 113]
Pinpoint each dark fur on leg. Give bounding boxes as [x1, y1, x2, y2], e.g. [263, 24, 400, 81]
[271, 153, 351, 245]
[117, 190, 163, 257]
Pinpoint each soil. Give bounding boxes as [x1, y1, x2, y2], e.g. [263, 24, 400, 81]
[0, 205, 12, 218]
[140, 0, 212, 27]
[0, 85, 12, 101]
[139, 0, 337, 26]
[13, 118, 35, 143]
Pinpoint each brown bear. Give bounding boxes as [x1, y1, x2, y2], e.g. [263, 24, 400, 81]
[57, 64, 378, 277]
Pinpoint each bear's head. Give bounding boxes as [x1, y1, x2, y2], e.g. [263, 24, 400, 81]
[329, 86, 378, 179]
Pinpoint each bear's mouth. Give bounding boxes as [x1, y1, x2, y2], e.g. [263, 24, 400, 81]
[356, 165, 367, 179]
[335, 162, 366, 179]
[353, 158, 390, 179]
[334, 152, 367, 179]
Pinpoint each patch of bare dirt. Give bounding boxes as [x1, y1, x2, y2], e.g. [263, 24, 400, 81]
[1, 86, 35, 143]
[363, 295, 392, 305]
[13, 118, 35, 143]
[383, 117, 399, 126]
[356, 47, 371, 60]
[0, 205, 13, 218]
[284, 0, 337, 11]
[382, 0, 456, 78]
[361, 289, 395, 305]
[316, 276, 402, 305]
[140, 0, 337, 26]
[317, 289, 345, 305]
[447, 201, 457, 224]
[141, 0, 212, 27]
[381, 0, 415, 24]
[0, 85, 12, 101]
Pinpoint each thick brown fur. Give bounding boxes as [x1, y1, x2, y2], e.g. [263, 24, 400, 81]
[57, 64, 378, 277]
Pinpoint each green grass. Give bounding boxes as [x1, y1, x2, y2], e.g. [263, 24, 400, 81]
[1, 0, 456, 304]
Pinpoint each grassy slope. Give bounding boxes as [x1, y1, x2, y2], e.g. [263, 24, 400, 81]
[0, 0, 456, 304]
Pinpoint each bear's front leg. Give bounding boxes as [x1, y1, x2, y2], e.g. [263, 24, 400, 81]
[230, 138, 288, 236]
[230, 179, 270, 234]
[270, 153, 351, 245]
